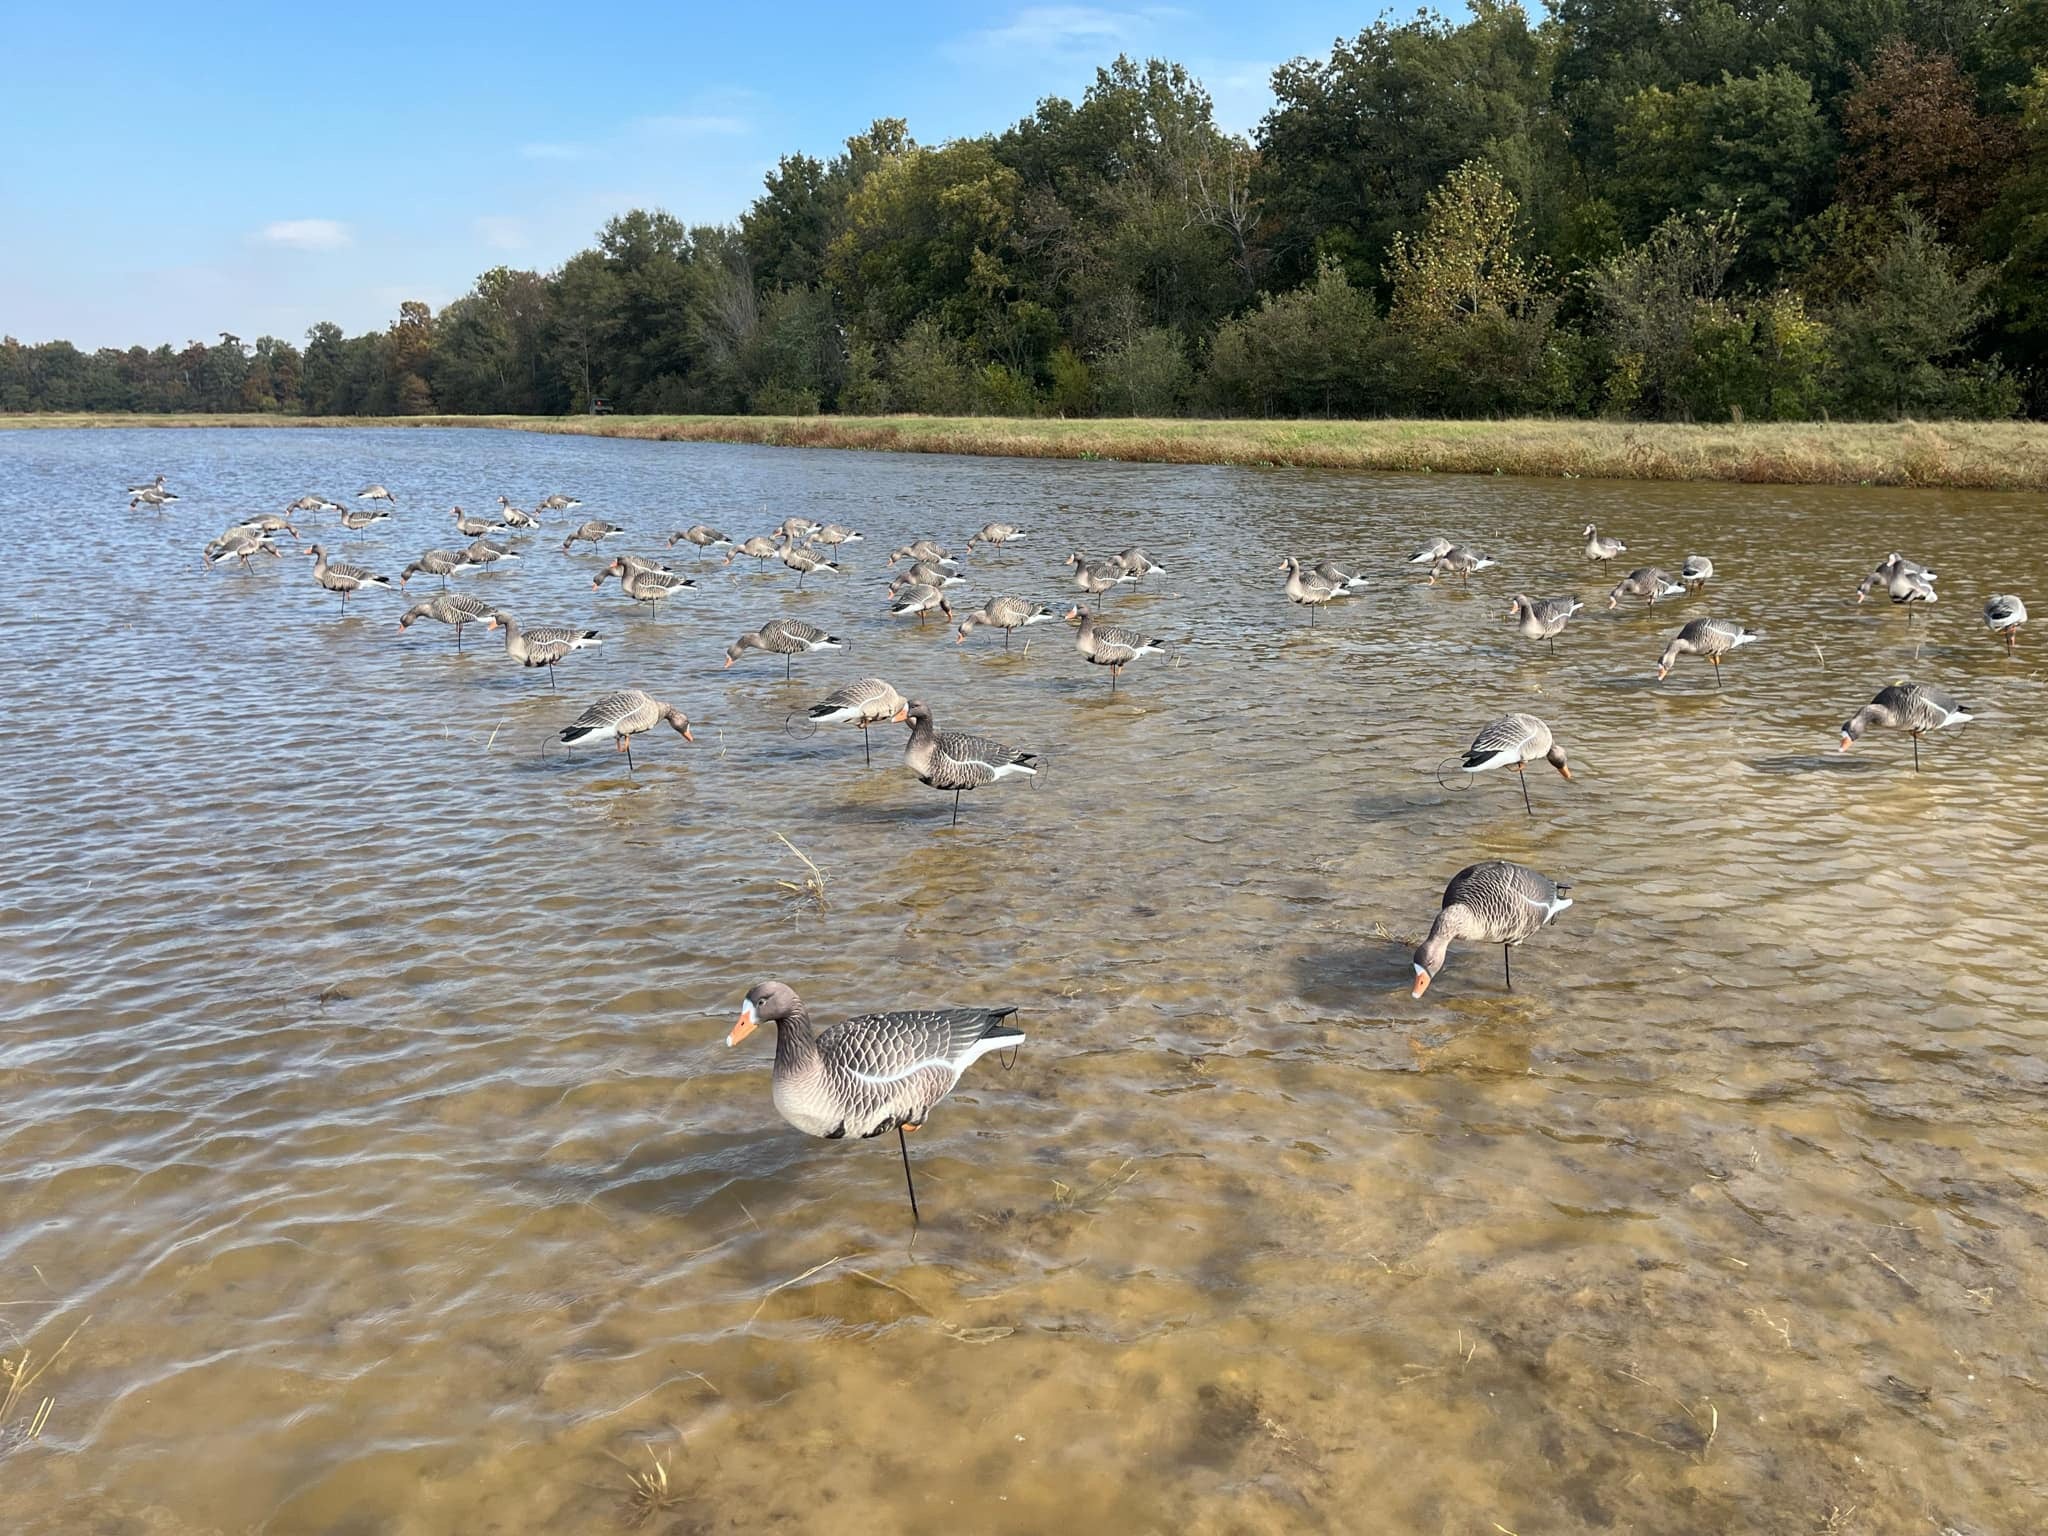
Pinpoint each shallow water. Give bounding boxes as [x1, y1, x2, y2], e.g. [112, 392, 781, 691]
[2, 427, 2045, 1535]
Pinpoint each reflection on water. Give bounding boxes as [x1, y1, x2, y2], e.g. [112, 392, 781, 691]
[3, 428, 2046, 1534]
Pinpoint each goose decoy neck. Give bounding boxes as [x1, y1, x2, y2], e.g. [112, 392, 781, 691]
[1411, 907, 1478, 996]
[1839, 703, 1890, 747]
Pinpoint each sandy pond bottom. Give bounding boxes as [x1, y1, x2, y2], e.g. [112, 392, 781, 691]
[2, 428, 2045, 1534]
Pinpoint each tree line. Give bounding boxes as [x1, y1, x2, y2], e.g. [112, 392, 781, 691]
[9, 1, 2048, 423]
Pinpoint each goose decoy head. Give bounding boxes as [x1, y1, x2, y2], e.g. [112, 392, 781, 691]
[661, 704, 694, 742]
[1548, 743, 1572, 780]
[902, 700, 933, 727]
[1063, 605, 1086, 624]
[730, 980, 799, 1046]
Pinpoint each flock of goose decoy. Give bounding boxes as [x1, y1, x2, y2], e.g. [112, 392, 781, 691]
[150, 468, 2029, 1223]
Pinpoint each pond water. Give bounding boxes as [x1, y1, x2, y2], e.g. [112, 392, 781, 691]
[2, 426, 2045, 1534]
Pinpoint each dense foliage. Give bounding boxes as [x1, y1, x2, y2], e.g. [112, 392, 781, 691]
[10, 3, 2048, 421]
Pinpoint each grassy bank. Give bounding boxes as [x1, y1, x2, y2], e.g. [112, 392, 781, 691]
[10, 411, 2048, 492]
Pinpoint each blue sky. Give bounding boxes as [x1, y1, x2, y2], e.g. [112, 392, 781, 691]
[5, 1, 1375, 349]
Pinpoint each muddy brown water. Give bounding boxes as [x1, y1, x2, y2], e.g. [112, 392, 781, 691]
[3, 427, 2046, 1534]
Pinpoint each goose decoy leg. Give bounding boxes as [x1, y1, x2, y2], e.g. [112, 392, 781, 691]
[1004, 629, 1011, 651]
[784, 655, 793, 682]
[624, 738, 635, 774]
[1503, 943, 1513, 991]
[861, 724, 872, 767]
[897, 1124, 921, 1226]
[456, 624, 464, 654]
[1516, 762, 1533, 817]
[1711, 655, 1721, 691]
[951, 788, 962, 827]
[1912, 732, 1921, 774]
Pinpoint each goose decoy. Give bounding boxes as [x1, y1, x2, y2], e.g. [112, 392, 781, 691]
[1408, 537, 1454, 565]
[1656, 617, 1762, 689]
[236, 511, 300, 537]
[286, 495, 340, 514]
[304, 545, 392, 613]
[966, 522, 1026, 549]
[955, 596, 1056, 650]
[780, 544, 841, 588]
[1427, 547, 1497, 584]
[901, 700, 1039, 826]
[889, 583, 956, 627]
[558, 688, 693, 771]
[1985, 593, 2027, 652]
[1312, 560, 1370, 591]
[593, 557, 694, 613]
[888, 539, 957, 569]
[725, 619, 843, 679]
[1855, 552, 1937, 603]
[460, 535, 520, 569]
[397, 592, 495, 651]
[812, 522, 863, 548]
[537, 493, 582, 511]
[1583, 524, 1627, 561]
[727, 980, 1024, 1225]
[1113, 547, 1164, 583]
[496, 496, 541, 529]
[203, 529, 281, 571]
[561, 519, 625, 553]
[1065, 606, 1168, 692]
[451, 506, 498, 538]
[1411, 861, 1573, 998]
[1680, 554, 1714, 594]
[1065, 552, 1137, 600]
[486, 611, 601, 688]
[356, 484, 397, 505]
[1280, 557, 1351, 623]
[400, 548, 471, 589]
[888, 562, 965, 591]
[1839, 682, 1974, 772]
[130, 487, 178, 511]
[1606, 567, 1684, 609]
[126, 473, 167, 495]
[1885, 567, 1939, 613]
[339, 506, 392, 533]
[667, 524, 733, 552]
[806, 677, 909, 766]
[1506, 594, 1582, 653]
[724, 534, 782, 566]
[776, 515, 821, 543]
[1458, 714, 1570, 816]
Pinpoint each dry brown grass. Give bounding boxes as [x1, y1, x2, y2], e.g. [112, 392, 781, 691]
[10, 411, 2048, 490]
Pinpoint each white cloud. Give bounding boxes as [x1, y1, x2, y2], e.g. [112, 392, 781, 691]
[519, 142, 583, 161]
[473, 216, 529, 252]
[259, 218, 351, 252]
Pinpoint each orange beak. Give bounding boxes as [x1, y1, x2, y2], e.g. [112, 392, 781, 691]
[1838, 735, 1853, 752]
[891, 705, 909, 722]
[1556, 763, 1572, 781]
[722, 656, 734, 669]
[727, 999, 758, 1047]
[1411, 966, 1432, 999]
[1656, 665, 1669, 680]
[681, 726, 694, 742]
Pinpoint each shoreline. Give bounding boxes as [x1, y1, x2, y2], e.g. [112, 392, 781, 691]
[7, 412, 2047, 492]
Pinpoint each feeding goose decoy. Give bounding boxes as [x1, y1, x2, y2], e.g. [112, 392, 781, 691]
[496, 496, 541, 529]
[1680, 554, 1714, 594]
[1065, 606, 1168, 692]
[486, 611, 601, 688]
[232, 511, 299, 538]
[1507, 594, 1582, 652]
[725, 619, 843, 679]
[806, 677, 909, 766]
[1408, 537, 1454, 565]
[1458, 714, 1571, 816]
[889, 539, 957, 569]
[1312, 560, 1370, 591]
[400, 548, 471, 589]
[724, 534, 782, 566]
[126, 473, 167, 496]
[1427, 547, 1497, 584]
[1281, 557, 1352, 623]
[955, 595, 1057, 650]
[901, 700, 1040, 826]
[558, 688, 693, 771]
[1839, 682, 1974, 772]
[593, 557, 695, 613]
[776, 515, 821, 544]
[448, 507, 496, 539]
[727, 980, 1024, 1225]
[304, 545, 392, 613]
[130, 487, 179, 511]
[668, 524, 733, 552]
[1985, 593, 2027, 652]
[203, 529, 281, 571]
[1583, 524, 1627, 561]
[562, 519, 625, 553]
[888, 561, 966, 592]
[356, 484, 397, 505]
[397, 592, 495, 651]
[811, 522, 863, 548]
[1411, 861, 1574, 997]
[537, 493, 582, 511]
[459, 535, 520, 569]
[339, 506, 392, 532]
[780, 544, 841, 588]
[1606, 567, 1684, 609]
[1113, 547, 1164, 583]
[1656, 617, 1762, 689]
[966, 522, 1027, 549]
[286, 495, 342, 515]
[1855, 552, 1937, 603]
[1066, 552, 1138, 600]
[890, 583, 956, 627]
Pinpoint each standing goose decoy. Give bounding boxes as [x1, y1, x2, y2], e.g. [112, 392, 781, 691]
[339, 506, 392, 533]
[1583, 524, 1628, 561]
[901, 700, 1039, 827]
[1113, 547, 1164, 584]
[561, 519, 625, 553]
[812, 522, 863, 549]
[966, 522, 1026, 549]
[1887, 567, 1939, 614]
[286, 495, 339, 515]
[1606, 567, 1684, 609]
[1458, 714, 1571, 816]
[1839, 682, 1974, 773]
[1411, 861, 1574, 997]
[449, 506, 497, 539]
[130, 487, 179, 511]
[397, 592, 495, 652]
[888, 562, 966, 592]
[724, 534, 782, 566]
[400, 548, 471, 589]
[955, 596, 1056, 650]
[1280, 557, 1351, 624]
[558, 688, 693, 771]
[1680, 554, 1714, 594]
[724, 619, 843, 680]
[889, 584, 956, 627]
[486, 611, 601, 688]
[1506, 594, 1582, 653]
[667, 524, 733, 553]
[1408, 537, 1455, 566]
[1427, 547, 1498, 584]
[1856, 552, 1938, 603]
[496, 496, 541, 529]
[780, 544, 841, 588]
[460, 535, 521, 568]
[889, 540, 957, 569]
[727, 980, 1024, 1226]
[537, 493, 582, 512]
[127, 473, 167, 496]
[593, 557, 695, 614]
[806, 678, 909, 767]
[1065, 606, 1168, 692]
[1656, 617, 1763, 689]
[203, 530, 281, 571]
[1985, 593, 2027, 652]
[1066, 552, 1138, 601]
[356, 484, 397, 506]
[776, 515, 821, 544]
[304, 545, 392, 613]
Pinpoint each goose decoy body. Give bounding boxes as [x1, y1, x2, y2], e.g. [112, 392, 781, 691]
[397, 592, 495, 651]
[780, 544, 841, 587]
[725, 619, 842, 679]
[1312, 560, 1370, 591]
[1281, 557, 1351, 623]
[727, 980, 1024, 1225]
[497, 496, 541, 529]
[1113, 547, 1163, 582]
[1507, 594, 1582, 652]
[304, 545, 392, 613]
[594, 557, 694, 612]
[725, 534, 781, 565]
[127, 474, 167, 495]
[1427, 547, 1497, 584]
[1680, 554, 1714, 594]
[889, 540, 957, 569]
[889, 584, 956, 626]
[1066, 552, 1138, 600]
[888, 562, 965, 592]
[204, 529, 281, 570]
[1459, 714, 1570, 816]
[1656, 617, 1762, 688]
[955, 596, 1056, 649]
[1856, 552, 1937, 603]
[1065, 606, 1168, 691]
[237, 511, 300, 537]
[1839, 682, 1974, 772]
[537, 494, 582, 511]
[806, 677, 909, 766]
[562, 519, 625, 552]
[901, 700, 1039, 826]
[1408, 537, 1454, 565]
[1606, 567, 1684, 608]
[460, 535, 520, 567]
[668, 524, 733, 551]
[356, 485, 397, 505]
[400, 548, 471, 588]
[1885, 567, 1938, 611]
[339, 506, 392, 532]
[286, 495, 341, 514]
[486, 611, 601, 688]
[1412, 861, 1573, 998]
[558, 688, 693, 770]
[1583, 524, 1627, 561]
[966, 522, 1026, 548]
[776, 515, 820, 544]
[130, 487, 179, 511]
[450, 506, 498, 538]
[1985, 593, 2027, 652]
[812, 522, 863, 548]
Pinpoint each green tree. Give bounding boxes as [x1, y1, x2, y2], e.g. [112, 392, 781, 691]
[1830, 206, 2013, 417]
[1202, 257, 1383, 416]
